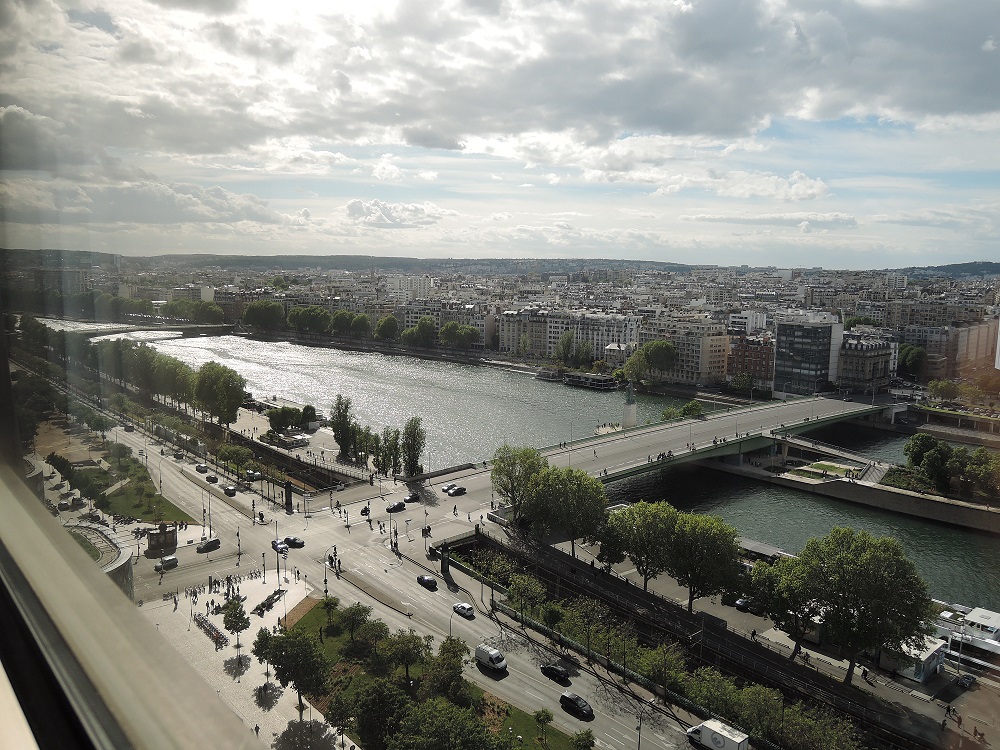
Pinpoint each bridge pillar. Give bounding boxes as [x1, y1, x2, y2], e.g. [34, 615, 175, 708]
[781, 441, 789, 464]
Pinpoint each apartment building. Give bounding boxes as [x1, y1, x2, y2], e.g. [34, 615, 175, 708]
[638, 314, 728, 385]
[496, 308, 641, 360]
[774, 319, 844, 395]
[727, 334, 775, 390]
[838, 336, 893, 395]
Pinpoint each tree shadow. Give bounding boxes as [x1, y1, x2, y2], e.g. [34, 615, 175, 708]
[271, 719, 340, 750]
[254, 681, 283, 711]
[224, 653, 251, 681]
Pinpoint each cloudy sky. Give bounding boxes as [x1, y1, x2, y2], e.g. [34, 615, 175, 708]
[2, 0, 999, 269]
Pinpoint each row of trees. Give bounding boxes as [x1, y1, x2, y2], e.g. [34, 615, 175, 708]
[158, 298, 225, 323]
[902, 433, 1000, 498]
[3, 285, 156, 323]
[620, 339, 678, 383]
[329, 395, 426, 475]
[897, 343, 927, 379]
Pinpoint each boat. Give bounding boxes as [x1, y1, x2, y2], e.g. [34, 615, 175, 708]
[535, 368, 564, 382]
[562, 372, 620, 390]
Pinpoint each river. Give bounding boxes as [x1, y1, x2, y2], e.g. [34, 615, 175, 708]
[104, 332, 1000, 610]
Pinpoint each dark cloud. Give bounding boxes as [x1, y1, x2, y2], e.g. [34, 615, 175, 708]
[402, 127, 463, 150]
[146, 0, 243, 14]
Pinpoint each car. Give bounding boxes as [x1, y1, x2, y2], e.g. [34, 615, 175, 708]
[57, 500, 70, 511]
[283, 536, 305, 548]
[417, 575, 438, 590]
[541, 663, 569, 681]
[956, 673, 976, 688]
[559, 691, 594, 719]
[123, 424, 134, 432]
[441, 483, 457, 492]
[360, 505, 370, 516]
[447, 486, 466, 497]
[386, 501, 406, 513]
[404, 492, 420, 503]
[173, 451, 184, 459]
[206, 474, 218, 483]
[223, 485, 237, 496]
[453, 602, 474, 618]
[196, 538, 221, 553]
[195, 463, 209, 473]
[735, 597, 751, 612]
[271, 539, 289, 553]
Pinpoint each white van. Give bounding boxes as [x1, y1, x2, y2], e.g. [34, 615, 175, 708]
[474, 644, 507, 671]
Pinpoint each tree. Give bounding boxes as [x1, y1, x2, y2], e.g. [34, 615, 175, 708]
[321, 596, 339, 625]
[351, 313, 372, 339]
[353, 678, 410, 750]
[331, 309, 354, 336]
[287, 305, 332, 334]
[400, 315, 438, 348]
[750, 557, 822, 661]
[507, 573, 546, 619]
[401, 416, 426, 476]
[223, 598, 251, 651]
[330, 395, 356, 458]
[797, 527, 932, 684]
[571, 729, 597, 750]
[642, 339, 677, 374]
[730, 371, 753, 392]
[623, 348, 648, 383]
[534, 708, 554, 744]
[903, 433, 940, 468]
[490, 444, 548, 521]
[357, 618, 391, 655]
[554, 330, 576, 364]
[374, 314, 400, 341]
[301, 404, 317, 426]
[606, 501, 677, 591]
[267, 405, 303, 433]
[342, 602, 372, 641]
[384, 627, 432, 681]
[528, 466, 607, 557]
[194, 361, 246, 425]
[386, 697, 493, 750]
[108, 442, 133, 467]
[268, 628, 330, 719]
[679, 400, 704, 418]
[243, 300, 286, 330]
[666, 512, 742, 613]
[419, 636, 472, 705]
[844, 316, 875, 330]
[251, 627, 274, 679]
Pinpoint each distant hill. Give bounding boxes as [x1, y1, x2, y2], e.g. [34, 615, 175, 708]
[902, 261, 1000, 278]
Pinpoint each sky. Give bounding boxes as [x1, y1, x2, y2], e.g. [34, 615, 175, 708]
[1, 0, 999, 270]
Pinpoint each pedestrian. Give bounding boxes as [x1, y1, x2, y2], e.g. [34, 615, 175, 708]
[254, 724, 260, 737]
[750, 629, 757, 641]
[958, 715, 963, 730]
[862, 667, 869, 682]
[941, 718, 947, 731]
[453, 504, 457, 515]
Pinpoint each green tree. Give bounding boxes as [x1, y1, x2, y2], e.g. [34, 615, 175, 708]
[528, 466, 607, 557]
[490, 444, 548, 521]
[534, 708, 554, 744]
[660, 406, 681, 421]
[903, 433, 940, 468]
[331, 309, 354, 336]
[606, 501, 677, 591]
[251, 627, 274, 679]
[401, 416, 426, 476]
[507, 573, 546, 619]
[684, 666, 740, 718]
[570, 729, 597, 750]
[287, 305, 333, 334]
[354, 678, 410, 750]
[222, 597, 251, 651]
[194, 361, 246, 425]
[342, 602, 372, 641]
[750, 557, 822, 661]
[351, 313, 372, 339]
[268, 628, 330, 719]
[623, 348, 648, 383]
[321, 596, 339, 625]
[374, 314, 400, 341]
[243, 300, 286, 330]
[384, 627, 432, 681]
[637, 643, 686, 696]
[419, 636, 473, 705]
[330, 395, 356, 458]
[301, 404, 317, 426]
[730, 370, 753, 392]
[386, 697, 493, 750]
[844, 316, 875, 330]
[400, 315, 438, 348]
[797, 527, 932, 684]
[267, 405, 303, 433]
[554, 330, 576, 364]
[679, 400, 704, 418]
[666, 513, 742, 613]
[641, 339, 677, 373]
[357, 618, 391, 655]
[108, 442, 133, 467]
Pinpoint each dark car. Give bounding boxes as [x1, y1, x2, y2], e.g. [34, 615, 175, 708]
[956, 673, 976, 688]
[173, 451, 184, 459]
[541, 663, 569, 682]
[271, 539, 289, 553]
[417, 575, 438, 590]
[196, 538, 221, 553]
[195, 463, 209, 473]
[404, 492, 420, 503]
[283, 536, 305, 548]
[559, 691, 594, 719]
[360, 505, 371, 516]
[206, 474, 218, 483]
[123, 424, 134, 432]
[386, 501, 406, 513]
[223, 485, 237, 496]
[447, 486, 466, 497]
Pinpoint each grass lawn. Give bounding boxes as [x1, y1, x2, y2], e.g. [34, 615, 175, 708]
[99, 455, 197, 523]
[70, 531, 101, 561]
[292, 600, 578, 750]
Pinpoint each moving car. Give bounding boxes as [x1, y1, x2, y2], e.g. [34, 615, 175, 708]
[956, 673, 976, 688]
[441, 483, 457, 493]
[452, 602, 474, 618]
[447, 486, 466, 497]
[404, 492, 420, 502]
[559, 691, 594, 719]
[541, 663, 569, 681]
[123, 424, 134, 432]
[386, 501, 406, 513]
[416, 575, 438, 590]
[283, 536, 305, 548]
[195, 463, 209, 473]
[206, 474, 218, 483]
[223, 485, 237, 496]
[196, 538, 221, 553]
[475, 644, 507, 671]
[154, 556, 178, 572]
[173, 451, 184, 459]
[271, 539, 289, 553]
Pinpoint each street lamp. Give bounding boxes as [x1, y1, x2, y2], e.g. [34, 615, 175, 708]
[449, 611, 456, 637]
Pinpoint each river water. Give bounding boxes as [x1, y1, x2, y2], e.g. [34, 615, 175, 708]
[110, 332, 1000, 610]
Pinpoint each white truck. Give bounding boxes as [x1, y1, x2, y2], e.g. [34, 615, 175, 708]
[685, 719, 749, 750]
[474, 643, 507, 671]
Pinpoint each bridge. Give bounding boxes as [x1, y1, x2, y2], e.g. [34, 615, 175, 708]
[536, 396, 902, 484]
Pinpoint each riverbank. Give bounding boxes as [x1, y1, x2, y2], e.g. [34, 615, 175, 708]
[704, 457, 1000, 536]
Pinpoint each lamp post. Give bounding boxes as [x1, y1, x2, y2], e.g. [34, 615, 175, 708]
[449, 611, 456, 637]
[262, 552, 266, 584]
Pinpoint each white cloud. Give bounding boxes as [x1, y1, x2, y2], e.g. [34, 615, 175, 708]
[345, 198, 456, 228]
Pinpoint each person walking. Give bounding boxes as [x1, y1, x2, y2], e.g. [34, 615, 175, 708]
[254, 724, 260, 737]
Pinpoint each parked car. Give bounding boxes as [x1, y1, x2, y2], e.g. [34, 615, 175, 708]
[386, 501, 406, 512]
[223, 485, 237, 496]
[404, 492, 420, 502]
[447, 486, 466, 497]
[559, 691, 594, 719]
[123, 424, 134, 432]
[541, 663, 569, 681]
[453, 602, 474, 618]
[197, 538, 221, 553]
[206, 474, 218, 483]
[195, 463, 209, 473]
[360, 505, 370, 516]
[417, 575, 438, 590]
[441, 483, 457, 492]
[271, 540, 289, 553]
[956, 673, 976, 688]
[283, 536, 305, 548]
[173, 451, 184, 459]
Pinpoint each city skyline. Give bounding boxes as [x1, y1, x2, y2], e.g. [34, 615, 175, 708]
[3, 1, 1000, 269]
